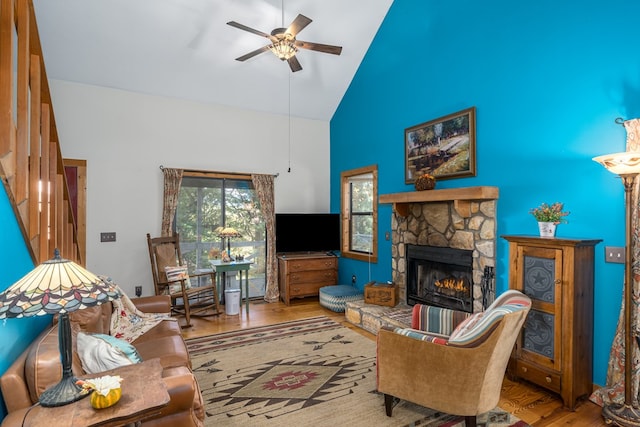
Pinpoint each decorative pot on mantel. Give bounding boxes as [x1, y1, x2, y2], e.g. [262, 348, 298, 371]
[538, 222, 557, 238]
[414, 173, 436, 191]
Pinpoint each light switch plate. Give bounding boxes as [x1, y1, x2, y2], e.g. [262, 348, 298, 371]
[100, 232, 116, 242]
[605, 246, 625, 263]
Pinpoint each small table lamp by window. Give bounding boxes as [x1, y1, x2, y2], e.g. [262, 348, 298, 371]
[217, 227, 242, 254]
[0, 249, 120, 407]
[593, 151, 640, 426]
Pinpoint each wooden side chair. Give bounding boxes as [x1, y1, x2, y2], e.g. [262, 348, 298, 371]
[147, 233, 221, 327]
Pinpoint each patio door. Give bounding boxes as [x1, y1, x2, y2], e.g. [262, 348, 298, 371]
[175, 174, 266, 298]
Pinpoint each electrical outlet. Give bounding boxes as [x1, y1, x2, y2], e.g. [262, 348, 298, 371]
[135, 286, 142, 297]
[352, 275, 356, 285]
[100, 232, 116, 242]
[605, 246, 625, 263]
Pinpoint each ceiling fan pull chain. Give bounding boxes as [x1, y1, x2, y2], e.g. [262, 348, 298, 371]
[288, 72, 292, 173]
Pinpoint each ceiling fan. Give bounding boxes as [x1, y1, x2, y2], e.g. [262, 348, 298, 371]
[227, 13, 342, 72]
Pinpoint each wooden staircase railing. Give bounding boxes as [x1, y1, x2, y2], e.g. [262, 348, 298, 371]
[0, 0, 83, 265]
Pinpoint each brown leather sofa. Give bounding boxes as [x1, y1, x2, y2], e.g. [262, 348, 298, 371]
[0, 295, 204, 427]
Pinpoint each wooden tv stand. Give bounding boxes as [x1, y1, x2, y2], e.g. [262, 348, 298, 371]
[278, 252, 338, 305]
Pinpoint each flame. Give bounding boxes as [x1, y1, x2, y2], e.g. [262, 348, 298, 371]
[434, 277, 467, 292]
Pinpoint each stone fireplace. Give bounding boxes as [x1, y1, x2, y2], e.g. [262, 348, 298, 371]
[380, 186, 499, 313]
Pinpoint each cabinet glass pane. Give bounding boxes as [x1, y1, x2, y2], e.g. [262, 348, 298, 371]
[523, 255, 555, 303]
[523, 309, 554, 358]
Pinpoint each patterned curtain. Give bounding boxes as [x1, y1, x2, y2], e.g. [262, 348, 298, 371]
[251, 174, 278, 302]
[591, 118, 640, 406]
[161, 168, 183, 237]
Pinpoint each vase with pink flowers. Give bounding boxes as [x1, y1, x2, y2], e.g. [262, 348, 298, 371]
[530, 202, 569, 237]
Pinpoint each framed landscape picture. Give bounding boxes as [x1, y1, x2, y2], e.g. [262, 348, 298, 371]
[405, 107, 476, 183]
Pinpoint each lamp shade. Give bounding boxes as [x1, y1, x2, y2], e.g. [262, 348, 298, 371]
[593, 151, 640, 176]
[0, 249, 120, 318]
[217, 227, 242, 238]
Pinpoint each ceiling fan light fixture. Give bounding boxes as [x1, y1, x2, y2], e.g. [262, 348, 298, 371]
[228, 14, 341, 71]
[269, 39, 297, 61]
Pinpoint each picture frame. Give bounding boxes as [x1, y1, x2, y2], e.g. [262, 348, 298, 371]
[405, 107, 476, 183]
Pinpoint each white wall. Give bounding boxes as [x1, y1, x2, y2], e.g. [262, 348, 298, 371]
[49, 80, 331, 297]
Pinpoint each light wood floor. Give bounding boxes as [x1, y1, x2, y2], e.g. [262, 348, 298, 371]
[181, 297, 606, 426]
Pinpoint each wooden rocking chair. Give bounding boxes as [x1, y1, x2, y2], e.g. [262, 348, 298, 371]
[147, 233, 221, 327]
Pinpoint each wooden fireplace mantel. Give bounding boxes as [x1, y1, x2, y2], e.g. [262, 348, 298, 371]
[379, 186, 499, 217]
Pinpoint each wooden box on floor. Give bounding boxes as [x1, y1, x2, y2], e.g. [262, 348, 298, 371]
[364, 282, 399, 307]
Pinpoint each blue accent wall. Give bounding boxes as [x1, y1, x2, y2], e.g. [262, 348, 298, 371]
[0, 186, 50, 419]
[331, 0, 640, 387]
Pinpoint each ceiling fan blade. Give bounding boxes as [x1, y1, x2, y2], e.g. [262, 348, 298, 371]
[227, 21, 276, 42]
[286, 14, 312, 36]
[294, 40, 342, 55]
[288, 56, 303, 72]
[235, 45, 271, 62]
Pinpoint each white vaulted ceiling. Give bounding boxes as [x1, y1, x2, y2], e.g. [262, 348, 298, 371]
[32, 0, 393, 121]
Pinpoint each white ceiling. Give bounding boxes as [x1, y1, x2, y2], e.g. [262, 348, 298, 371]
[32, 0, 393, 121]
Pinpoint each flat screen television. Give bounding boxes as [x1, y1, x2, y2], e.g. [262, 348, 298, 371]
[275, 213, 340, 254]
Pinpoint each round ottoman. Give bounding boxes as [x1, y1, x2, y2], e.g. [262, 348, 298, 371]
[319, 285, 364, 313]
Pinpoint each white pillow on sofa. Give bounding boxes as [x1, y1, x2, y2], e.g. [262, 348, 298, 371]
[77, 332, 142, 374]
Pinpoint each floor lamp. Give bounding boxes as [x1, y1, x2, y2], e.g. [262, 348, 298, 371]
[594, 151, 640, 426]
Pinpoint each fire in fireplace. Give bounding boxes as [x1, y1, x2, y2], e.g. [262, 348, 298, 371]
[406, 244, 474, 312]
[435, 277, 469, 294]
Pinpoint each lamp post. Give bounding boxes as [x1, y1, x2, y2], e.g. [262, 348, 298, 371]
[593, 151, 640, 426]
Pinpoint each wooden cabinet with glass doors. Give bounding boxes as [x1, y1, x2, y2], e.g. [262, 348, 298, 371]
[502, 235, 601, 410]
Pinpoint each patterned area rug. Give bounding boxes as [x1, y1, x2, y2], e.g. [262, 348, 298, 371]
[186, 316, 529, 427]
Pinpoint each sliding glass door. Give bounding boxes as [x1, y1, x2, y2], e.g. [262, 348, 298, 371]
[175, 176, 266, 298]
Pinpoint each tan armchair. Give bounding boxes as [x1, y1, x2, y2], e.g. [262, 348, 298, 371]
[376, 290, 531, 427]
[147, 233, 221, 327]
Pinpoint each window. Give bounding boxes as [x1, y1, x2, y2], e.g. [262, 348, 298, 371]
[341, 165, 378, 262]
[175, 173, 266, 298]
